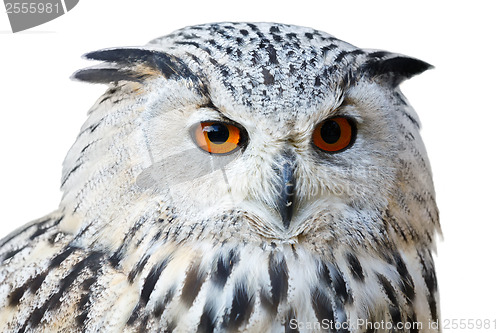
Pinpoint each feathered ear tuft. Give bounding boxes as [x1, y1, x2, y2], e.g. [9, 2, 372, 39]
[361, 52, 433, 87]
[72, 48, 200, 85]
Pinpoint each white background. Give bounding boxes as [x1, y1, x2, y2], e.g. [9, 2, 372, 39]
[1, 0, 499, 330]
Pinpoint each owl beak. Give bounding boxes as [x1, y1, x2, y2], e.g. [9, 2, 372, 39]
[275, 151, 296, 229]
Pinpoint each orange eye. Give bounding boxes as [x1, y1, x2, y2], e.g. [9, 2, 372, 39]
[312, 117, 356, 152]
[192, 121, 245, 154]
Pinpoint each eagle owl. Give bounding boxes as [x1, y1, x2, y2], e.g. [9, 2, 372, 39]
[0, 23, 440, 332]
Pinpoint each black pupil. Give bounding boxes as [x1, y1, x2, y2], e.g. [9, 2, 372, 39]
[320, 120, 341, 144]
[206, 124, 230, 144]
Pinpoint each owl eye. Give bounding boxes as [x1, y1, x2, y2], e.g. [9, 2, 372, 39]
[191, 121, 245, 154]
[312, 117, 356, 152]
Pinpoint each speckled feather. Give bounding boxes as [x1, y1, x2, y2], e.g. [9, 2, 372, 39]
[0, 22, 439, 332]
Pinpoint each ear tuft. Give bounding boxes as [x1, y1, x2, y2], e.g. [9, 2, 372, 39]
[362, 53, 433, 86]
[72, 67, 146, 84]
[72, 48, 200, 85]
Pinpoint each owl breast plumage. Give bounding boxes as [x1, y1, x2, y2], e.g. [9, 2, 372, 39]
[0, 22, 440, 332]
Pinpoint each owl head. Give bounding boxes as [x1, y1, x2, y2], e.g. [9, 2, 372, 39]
[63, 23, 438, 252]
